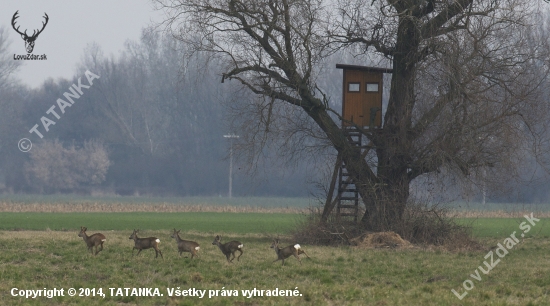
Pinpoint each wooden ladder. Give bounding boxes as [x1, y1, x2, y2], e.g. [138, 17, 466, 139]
[336, 126, 362, 222]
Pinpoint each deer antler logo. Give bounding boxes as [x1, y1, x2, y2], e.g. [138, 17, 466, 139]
[11, 11, 49, 54]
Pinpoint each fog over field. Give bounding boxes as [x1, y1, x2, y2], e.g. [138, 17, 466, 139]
[0, 1, 317, 198]
[1, 1, 550, 206]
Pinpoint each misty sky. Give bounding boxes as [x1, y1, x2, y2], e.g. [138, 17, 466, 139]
[1, 0, 165, 88]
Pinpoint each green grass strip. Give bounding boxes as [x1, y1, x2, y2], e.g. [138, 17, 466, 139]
[0, 212, 304, 234]
[1, 212, 549, 239]
[457, 217, 550, 238]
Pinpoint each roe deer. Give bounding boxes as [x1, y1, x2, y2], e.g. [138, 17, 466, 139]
[170, 229, 200, 259]
[78, 226, 106, 255]
[270, 239, 310, 266]
[129, 229, 163, 259]
[212, 235, 243, 263]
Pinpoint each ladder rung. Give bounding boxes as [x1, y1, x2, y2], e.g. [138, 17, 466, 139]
[339, 197, 358, 201]
[343, 129, 361, 132]
[338, 204, 357, 209]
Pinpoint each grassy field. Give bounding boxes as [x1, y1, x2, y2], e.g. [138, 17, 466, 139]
[0, 212, 549, 238]
[457, 217, 550, 238]
[0, 212, 302, 234]
[1, 229, 549, 305]
[0, 197, 549, 305]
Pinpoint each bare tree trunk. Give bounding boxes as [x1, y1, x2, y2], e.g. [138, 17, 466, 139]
[357, 17, 419, 229]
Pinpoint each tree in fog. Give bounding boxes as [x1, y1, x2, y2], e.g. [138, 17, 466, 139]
[0, 27, 20, 90]
[75, 29, 232, 194]
[156, 0, 550, 231]
[0, 26, 26, 191]
[25, 139, 110, 192]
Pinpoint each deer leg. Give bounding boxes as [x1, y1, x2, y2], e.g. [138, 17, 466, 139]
[136, 249, 142, 256]
[236, 249, 243, 261]
[152, 247, 159, 258]
[294, 254, 302, 264]
[156, 248, 163, 259]
[300, 250, 310, 258]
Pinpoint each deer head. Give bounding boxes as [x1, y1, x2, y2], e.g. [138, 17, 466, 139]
[11, 11, 49, 54]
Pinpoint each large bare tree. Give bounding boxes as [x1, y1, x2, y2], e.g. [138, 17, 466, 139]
[156, 0, 550, 230]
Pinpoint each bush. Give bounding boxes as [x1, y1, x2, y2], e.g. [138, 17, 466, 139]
[395, 201, 481, 251]
[292, 201, 481, 251]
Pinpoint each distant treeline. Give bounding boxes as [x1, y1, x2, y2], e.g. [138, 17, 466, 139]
[1, 26, 549, 203]
[0, 27, 314, 197]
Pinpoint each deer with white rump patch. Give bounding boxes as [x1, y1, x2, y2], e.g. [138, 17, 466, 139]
[270, 239, 310, 266]
[212, 235, 243, 263]
[129, 229, 163, 259]
[170, 229, 200, 258]
[78, 226, 106, 255]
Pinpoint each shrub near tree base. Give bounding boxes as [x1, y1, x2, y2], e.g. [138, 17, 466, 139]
[293, 201, 481, 251]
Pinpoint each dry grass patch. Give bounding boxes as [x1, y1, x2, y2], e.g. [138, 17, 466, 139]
[0, 202, 306, 213]
[350, 231, 413, 249]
